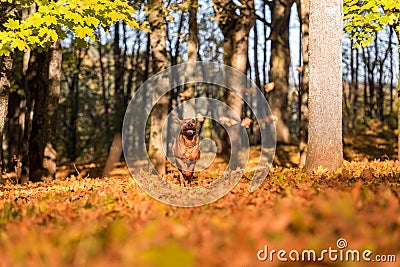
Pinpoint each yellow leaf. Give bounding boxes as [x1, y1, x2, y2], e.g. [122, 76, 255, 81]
[4, 19, 19, 30]
[38, 28, 48, 37]
[11, 39, 27, 51]
[73, 26, 93, 39]
[47, 29, 59, 42]
[85, 17, 100, 27]
[27, 36, 40, 44]
[109, 10, 124, 21]
[43, 15, 58, 26]
[0, 47, 11, 57]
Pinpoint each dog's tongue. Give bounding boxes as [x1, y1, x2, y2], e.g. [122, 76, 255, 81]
[186, 129, 195, 135]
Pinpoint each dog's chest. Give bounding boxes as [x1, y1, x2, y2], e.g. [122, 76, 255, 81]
[182, 145, 200, 161]
[174, 136, 200, 161]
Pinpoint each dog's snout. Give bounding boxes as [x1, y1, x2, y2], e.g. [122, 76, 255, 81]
[188, 123, 193, 128]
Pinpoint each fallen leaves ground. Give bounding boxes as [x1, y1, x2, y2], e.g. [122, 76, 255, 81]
[0, 129, 400, 266]
[1, 160, 400, 267]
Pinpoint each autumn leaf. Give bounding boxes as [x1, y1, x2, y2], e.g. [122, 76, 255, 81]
[11, 39, 26, 51]
[73, 26, 94, 39]
[4, 19, 20, 30]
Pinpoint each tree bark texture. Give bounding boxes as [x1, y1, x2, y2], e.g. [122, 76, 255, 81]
[148, 0, 169, 175]
[0, 55, 12, 173]
[102, 22, 126, 177]
[297, 0, 310, 166]
[29, 40, 62, 182]
[306, 0, 343, 172]
[268, 0, 294, 144]
[213, 0, 254, 164]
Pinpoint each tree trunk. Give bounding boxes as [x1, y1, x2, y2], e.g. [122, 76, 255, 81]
[306, 0, 343, 172]
[262, 2, 269, 87]
[183, 0, 198, 117]
[29, 40, 62, 182]
[7, 81, 22, 169]
[188, 0, 198, 64]
[352, 46, 359, 129]
[362, 47, 368, 120]
[392, 24, 400, 160]
[102, 22, 126, 177]
[212, 0, 254, 166]
[268, 0, 294, 144]
[377, 30, 392, 122]
[297, 0, 310, 166]
[389, 27, 394, 116]
[253, 20, 261, 90]
[0, 55, 12, 173]
[98, 42, 111, 133]
[362, 45, 376, 118]
[0, 6, 15, 173]
[148, 0, 169, 175]
[9, 4, 35, 174]
[135, 33, 151, 159]
[68, 48, 86, 162]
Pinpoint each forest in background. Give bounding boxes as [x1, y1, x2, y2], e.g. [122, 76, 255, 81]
[0, 0, 398, 183]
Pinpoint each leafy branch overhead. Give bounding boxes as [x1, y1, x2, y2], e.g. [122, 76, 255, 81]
[344, 0, 400, 47]
[0, 0, 140, 56]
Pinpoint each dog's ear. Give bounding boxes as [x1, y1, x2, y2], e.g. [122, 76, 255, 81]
[174, 118, 184, 125]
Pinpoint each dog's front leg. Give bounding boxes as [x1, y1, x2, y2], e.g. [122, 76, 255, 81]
[182, 162, 196, 184]
[175, 157, 188, 186]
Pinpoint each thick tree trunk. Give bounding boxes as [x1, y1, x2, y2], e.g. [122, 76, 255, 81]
[29, 40, 62, 182]
[148, 0, 169, 175]
[268, 0, 294, 144]
[306, 0, 343, 172]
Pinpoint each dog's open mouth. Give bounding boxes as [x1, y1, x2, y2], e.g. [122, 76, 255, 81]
[184, 128, 196, 136]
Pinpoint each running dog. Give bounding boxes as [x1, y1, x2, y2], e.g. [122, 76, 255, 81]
[172, 118, 200, 185]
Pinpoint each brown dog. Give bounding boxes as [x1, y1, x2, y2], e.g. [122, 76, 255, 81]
[172, 118, 200, 185]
